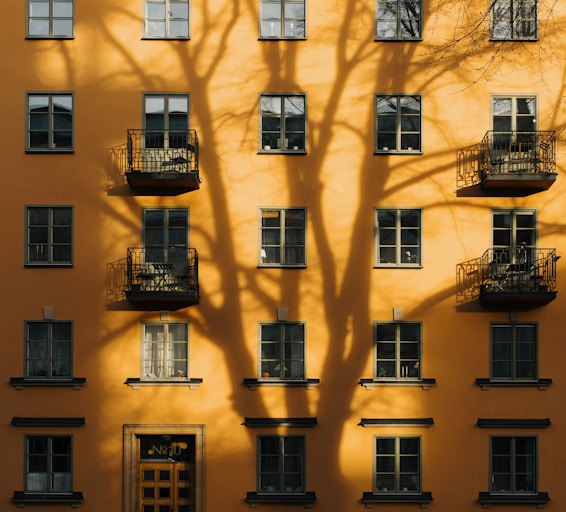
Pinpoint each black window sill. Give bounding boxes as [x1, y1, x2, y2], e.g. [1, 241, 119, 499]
[10, 378, 86, 390]
[26, 36, 75, 40]
[374, 37, 424, 42]
[258, 149, 306, 155]
[258, 37, 307, 41]
[25, 149, 74, 154]
[476, 378, 552, 390]
[24, 263, 73, 268]
[141, 37, 190, 41]
[243, 378, 320, 390]
[359, 378, 436, 390]
[12, 491, 83, 506]
[245, 491, 316, 508]
[373, 264, 423, 269]
[257, 264, 307, 269]
[489, 37, 539, 42]
[374, 150, 423, 156]
[361, 491, 433, 508]
[125, 377, 203, 390]
[478, 491, 549, 508]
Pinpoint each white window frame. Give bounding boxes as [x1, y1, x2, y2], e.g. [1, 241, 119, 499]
[25, 206, 73, 266]
[375, 94, 422, 153]
[374, 436, 421, 493]
[259, 0, 306, 39]
[374, 208, 422, 267]
[490, 436, 538, 493]
[26, 92, 74, 152]
[259, 94, 306, 153]
[491, 0, 537, 41]
[25, 435, 73, 493]
[143, 0, 190, 39]
[374, 322, 421, 380]
[259, 322, 305, 380]
[25, 321, 73, 380]
[375, 0, 422, 40]
[259, 207, 306, 267]
[27, 0, 74, 38]
[257, 435, 306, 493]
[141, 322, 189, 381]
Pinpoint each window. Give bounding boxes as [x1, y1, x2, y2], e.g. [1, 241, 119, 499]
[260, 94, 306, 152]
[492, 95, 537, 148]
[27, 93, 73, 151]
[492, 209, 536, 261]
[375, 208, 421, 266]
[258, 435, 305, 493]
[260, 322, 304, 380]
[491, 323, 537, 381]
[26, 435, 72, 493]
[27, 0, 73, 38]
[25, 321, 72, 379]
[375, 322, 421, 379]
[259, 208, 306, 266]
[375, 0, 422, 40]
[375, 95, 421, 152]
[491, 436, 537, 492]
[144, 0, 189, 38]
[260, 0, 305, 38]
[491, 0, 537, 40]
[142, 323, 189, 380]
[25, 206, 73, 266]
[144, 94, 189, 148]
[374, 436, 420, 492]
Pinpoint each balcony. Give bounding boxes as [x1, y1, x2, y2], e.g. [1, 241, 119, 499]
[124, 129, 200, 194]
[457, 247, 558, 310]
[108, 248, 199, 310]
[457, 131, 556, 195]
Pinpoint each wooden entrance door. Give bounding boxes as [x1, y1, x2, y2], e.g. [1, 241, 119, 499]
[139, 461, 194, 512]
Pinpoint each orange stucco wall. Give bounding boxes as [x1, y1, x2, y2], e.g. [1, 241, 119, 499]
[1, 1, 566, 511]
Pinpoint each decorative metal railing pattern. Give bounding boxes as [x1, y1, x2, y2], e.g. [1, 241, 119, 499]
[126, 129, 199, 177]
[457, 247, 558, 304]
[457, 131, 556, 188]
[107, 247, 199, 301]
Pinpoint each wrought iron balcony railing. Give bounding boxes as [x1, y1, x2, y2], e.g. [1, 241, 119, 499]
[124, 129, 200, 193]
[457, 131, 557, 192]
[108, 247, 199, 310]
[457, 247, 558, 308]
[480, 130, 556, 176]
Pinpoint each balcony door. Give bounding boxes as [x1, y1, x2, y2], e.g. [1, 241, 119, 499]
[143, 207, 188, 258]
[492, 209, 536, 264]
[491, 95, 536, 147]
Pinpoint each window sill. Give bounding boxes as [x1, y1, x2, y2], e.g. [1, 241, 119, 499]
[26, 36, 75, 40]
[125, 378, 203, 390]
[476, 378, 552, 390]
[243, 378, 319, 390]
[478, 491, 549, 508]
[10, 377, 86, 390]
[361, 491, 433, 508]
[25, 149, 74, 154]
[359, 378, 436, 390]
[258, 37, 307, 41]
[24, 263, 73, 268]
[374, 264, 423, 269]
[489, 37, 539, 42]
[257, 264, 307, 269]
[258, 149, 306, 155]
[245, 491, 316, 508]
[374, 37, 423, 42]
[12, 491, 83, 507]
[141, 36, 190, 40]
[374, 150, 423, 155]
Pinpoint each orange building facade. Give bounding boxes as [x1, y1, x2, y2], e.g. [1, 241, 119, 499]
[1, 1, 566, 511]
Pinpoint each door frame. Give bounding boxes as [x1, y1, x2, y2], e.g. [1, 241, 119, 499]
[123, 424, 205, 512]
